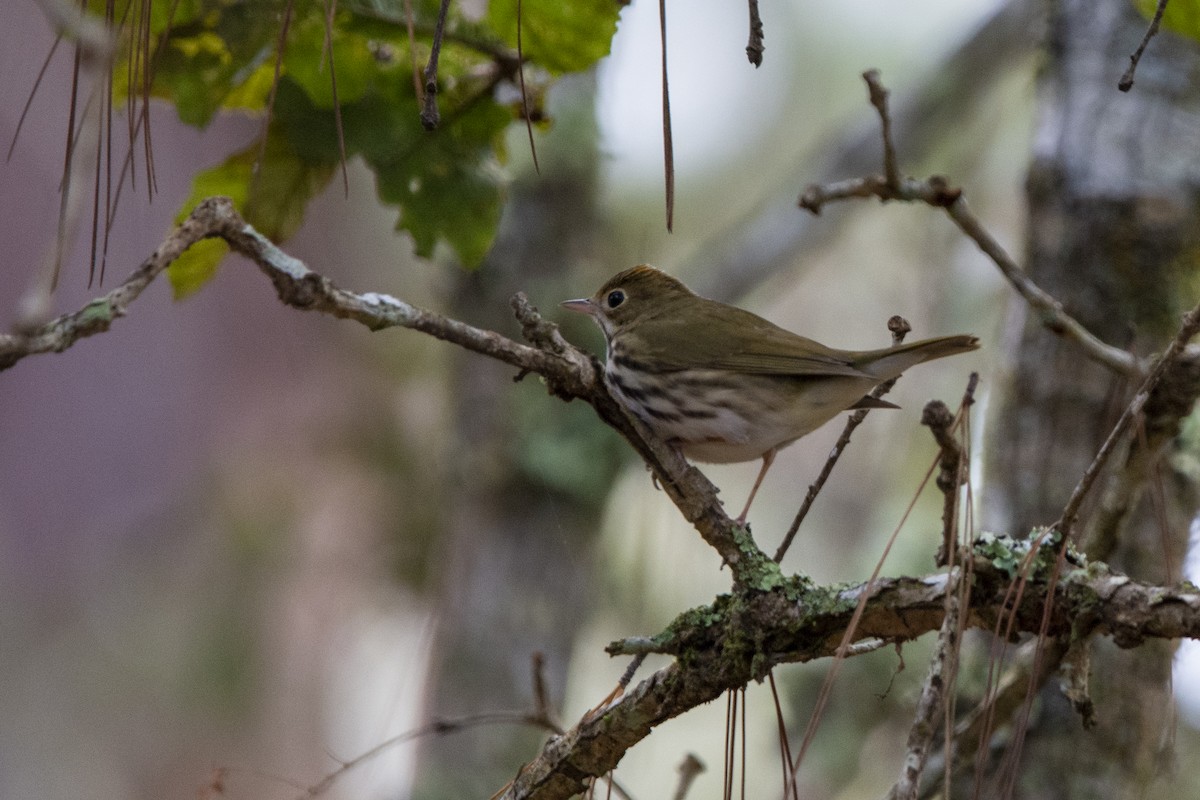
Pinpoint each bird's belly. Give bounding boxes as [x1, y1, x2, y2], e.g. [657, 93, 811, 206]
[606, 366, 875, 464]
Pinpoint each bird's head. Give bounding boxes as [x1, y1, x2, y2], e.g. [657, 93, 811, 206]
[561, 265, 694, 340]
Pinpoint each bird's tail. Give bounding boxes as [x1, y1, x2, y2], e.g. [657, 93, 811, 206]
[864, 334, 980, 379]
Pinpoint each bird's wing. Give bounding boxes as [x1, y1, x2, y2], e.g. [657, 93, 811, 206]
[638, 301, 877, 379]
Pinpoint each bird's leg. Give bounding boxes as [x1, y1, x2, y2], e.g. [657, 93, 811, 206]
[735, 449, 776, 525]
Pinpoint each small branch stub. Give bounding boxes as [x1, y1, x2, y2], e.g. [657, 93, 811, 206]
[745, 0, 764, 66]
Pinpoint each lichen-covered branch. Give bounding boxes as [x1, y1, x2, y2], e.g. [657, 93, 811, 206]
[504, 544, 1200, 800]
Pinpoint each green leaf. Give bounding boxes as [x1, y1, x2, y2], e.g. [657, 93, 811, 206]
[243, 134, 337, 242]
[118, 0, 619, 274]
[169, 239, 230, 300]
[368, 96, 510, 265]
[486, 0, 620, 74]
[278, 73, 511, 266]
[1133, 0, 1200, 42]
[282, 9, 378, 108]
[169, 119, 334, 298]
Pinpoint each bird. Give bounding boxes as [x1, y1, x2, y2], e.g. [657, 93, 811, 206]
[562, 264, 979, 524]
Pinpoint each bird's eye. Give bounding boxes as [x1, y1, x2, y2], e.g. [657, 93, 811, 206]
[606, 290, 626, 309]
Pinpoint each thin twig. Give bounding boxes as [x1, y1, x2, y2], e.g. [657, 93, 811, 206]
[942, 198, 1141, 378]
[530, 651, 557, 729]
[889, 378, 976, 800]
[1057, 302, 1200, 536]
[420, 0, 453, 129]
[887, 570, 962, 800]
[673, 754, 705, 800]
[921, 372, 978, 566]
[304, 709, 563, 798]
[863, 69, 901, 189]
[745, 0, 764, 66]
[774, 315, 910, 563]
[1119, 0, 1170, 91]
[784, 451, 943, 798]
[799, 72, 1143, 380]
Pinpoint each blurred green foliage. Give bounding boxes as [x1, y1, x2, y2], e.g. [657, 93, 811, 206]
[1133, 0, 1200, 41]
[94, 0, 619, 296]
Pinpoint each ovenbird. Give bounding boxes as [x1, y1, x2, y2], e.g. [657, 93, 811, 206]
[562, 265, 979, 523]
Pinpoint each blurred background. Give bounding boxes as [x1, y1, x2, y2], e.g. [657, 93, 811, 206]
[2, 0, 1197, 798]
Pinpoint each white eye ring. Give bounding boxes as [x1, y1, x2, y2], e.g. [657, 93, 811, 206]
[606, 289, 626, 309]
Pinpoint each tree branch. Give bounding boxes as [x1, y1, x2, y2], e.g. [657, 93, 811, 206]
[0, 197, 779, 583]
[774, 314, 911, 563]
[1118, 0, 1169, 92]
[798, 71, 1144, 380]
[504, 545, 1200, 799]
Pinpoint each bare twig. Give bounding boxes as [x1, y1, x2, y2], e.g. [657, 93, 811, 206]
[420, 0, 454, 129]
[915, 638, 1068, 798]
[886, 571, 963, 800]
[942, 198, 1141, 378]
[673, 754, 705, 800]
[1086, 346, 1200, 559]
[920, 372, 978, 566]
[921, 399, 960, 565]
[799, 72, 1143, 380]
[530, 652, 557, 729]
[690, 0, 1040, 304]
[511, 293, 576, 361]
[304, 709, 563, 799]
[774, 315, 910, 562]
[863, 69, 901, 189]
[745, 0, 764, 66]
[1058, 637, 1096, 728]
[1119, 0, 1170, 91]
[1057, 302, 1200, 537]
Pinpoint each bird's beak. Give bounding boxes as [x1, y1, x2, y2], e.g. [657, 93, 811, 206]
[560, 298, 596, 315]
